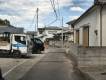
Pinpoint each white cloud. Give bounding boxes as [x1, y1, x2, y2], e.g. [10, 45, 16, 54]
[59, 0, 73, 7]
[70, 6, 85, 12]
[0, 0, 73, 31]
[69, 16, 79, 20]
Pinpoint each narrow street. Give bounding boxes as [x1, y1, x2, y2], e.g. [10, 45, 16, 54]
[19, 48, 93, 80]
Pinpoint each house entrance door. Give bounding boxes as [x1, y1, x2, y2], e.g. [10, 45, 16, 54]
[83, 27, 89, 47]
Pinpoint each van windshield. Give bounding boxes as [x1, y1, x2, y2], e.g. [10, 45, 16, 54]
[15, 36, 26, 45]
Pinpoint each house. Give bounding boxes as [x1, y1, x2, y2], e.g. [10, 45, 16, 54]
[71, 0, 106, 47]
[38, 26, 62, 41]
[0, 19, 24, 34]
[0, 26, 24, 34]
[66, 20, 76, 42]
[54, 27, 74, 42]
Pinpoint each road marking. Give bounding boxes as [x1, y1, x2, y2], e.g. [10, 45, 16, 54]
[3, 59, 28, 77]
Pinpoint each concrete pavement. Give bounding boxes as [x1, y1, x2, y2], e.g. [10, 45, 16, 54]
[0, 54, 45, 80]
[0, 48, 95, 80]
[19, 48, 93, 80]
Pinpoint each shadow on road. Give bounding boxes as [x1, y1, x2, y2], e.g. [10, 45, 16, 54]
[0, 54, 35, 59]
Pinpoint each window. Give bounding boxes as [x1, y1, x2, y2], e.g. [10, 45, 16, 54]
[15, 36, 26, 45]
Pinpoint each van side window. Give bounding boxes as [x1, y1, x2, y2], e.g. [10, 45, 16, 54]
[15, 36, 26, 45]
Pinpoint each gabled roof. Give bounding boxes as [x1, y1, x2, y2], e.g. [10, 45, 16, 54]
[72, 1, 106, 26]
[72, 4, 96, 25]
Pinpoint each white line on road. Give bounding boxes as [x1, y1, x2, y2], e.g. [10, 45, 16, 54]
[3, 59, 28, 77]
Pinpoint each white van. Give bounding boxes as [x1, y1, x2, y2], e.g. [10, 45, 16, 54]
[0, 32, 32, 57]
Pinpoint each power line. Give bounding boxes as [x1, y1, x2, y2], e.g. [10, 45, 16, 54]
[57, 0, 61, 20]
[46, 0, 59, 26]
[49, 0, 58, 18]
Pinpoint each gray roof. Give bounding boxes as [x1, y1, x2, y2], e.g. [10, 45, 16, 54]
[38, 26, 62, 30]
[0, 26, 24, 34]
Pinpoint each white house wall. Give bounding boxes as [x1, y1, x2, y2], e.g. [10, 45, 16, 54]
[96, 6, 101, 46]
[79, 28, 83, 45]
[74, 7, 99, 46]
[102, 5, 106, 46]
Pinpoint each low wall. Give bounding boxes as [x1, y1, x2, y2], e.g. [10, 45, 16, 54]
[79, 47, 106, 66]
[49, 41, 106, 67]
[67, 44, 106, 67]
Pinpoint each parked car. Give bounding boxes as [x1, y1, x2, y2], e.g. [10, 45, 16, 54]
[0, 32, 32, 57]
[31, 38, 44, 54]
[0, 68, 4, 80]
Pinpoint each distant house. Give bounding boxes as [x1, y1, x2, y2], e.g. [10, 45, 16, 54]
[38, 26, 62, 41]
[66, 20, 76, 42]
[0, 26, 24, 34]
[38, 26, 62, 35]
[71, 0, 106, 47]
[0, 19, 24, 34]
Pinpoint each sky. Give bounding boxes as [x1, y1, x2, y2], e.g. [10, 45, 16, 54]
[0, 0, 94, 31]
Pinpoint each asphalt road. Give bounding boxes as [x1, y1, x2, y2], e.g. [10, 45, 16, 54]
[19, 48, 93, 80]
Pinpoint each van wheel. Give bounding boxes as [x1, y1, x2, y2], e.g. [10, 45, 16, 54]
[17, 51, 21, 58]
[13, 50, 21, 58]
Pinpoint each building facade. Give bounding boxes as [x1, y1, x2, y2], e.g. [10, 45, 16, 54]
[72, 2, 106, 47]
[66, 20, 76, 42]
[38, 26, 62, 41]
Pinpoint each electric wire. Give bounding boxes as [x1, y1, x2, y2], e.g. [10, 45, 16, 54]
[47, 0, 58, 26]
[49, 0, 58, 18]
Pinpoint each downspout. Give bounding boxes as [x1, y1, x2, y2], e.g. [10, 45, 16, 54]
[100, 4, 104, 47]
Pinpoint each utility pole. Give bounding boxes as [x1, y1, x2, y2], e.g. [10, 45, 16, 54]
[62, 17, 64, 48]
[36, 8, 39, 35]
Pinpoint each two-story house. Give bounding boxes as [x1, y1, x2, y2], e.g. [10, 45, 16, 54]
[38, 26, 62, 41]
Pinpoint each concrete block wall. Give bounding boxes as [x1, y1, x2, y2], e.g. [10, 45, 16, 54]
[68, 44, 106, 67]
